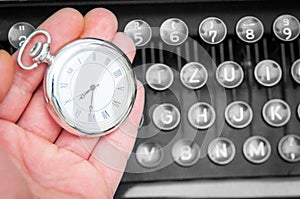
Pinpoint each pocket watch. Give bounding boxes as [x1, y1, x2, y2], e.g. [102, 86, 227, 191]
[18, 30, 136, 137]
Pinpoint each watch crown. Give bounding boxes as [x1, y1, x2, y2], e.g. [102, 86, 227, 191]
[17, 29, 53, 70]
[30, 41, 54, 64]
[30, 42, 42, 57]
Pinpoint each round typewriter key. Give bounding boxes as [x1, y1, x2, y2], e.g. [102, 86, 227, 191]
[146, 63, 174, 91]
[180, 62, 208, 89]
[225, 101, 253, 129]
[8, 22, 35, 49]
[172, 139, 200, 167]
[188, 102, 216, 129]
[236, 16, 264, 43]
[278, 134, 300, 163]
[254, 60, 282, 87]
[124, 19, 152, 46]
[208, 137, 236, 165]
[136, 142, 163, 168]
[199, 17, 227, 45]
[160, 18, 189, 46]
[298, 104, 300, 120]
[262, 99, 291, 127]
[291, 59, 300, 84]
[216, 61, 244, 88]
[243, 136, 271, 164]
[273, 14, 300, 42]
[139, 114, 145, 128]
[152, 103, 180, 131]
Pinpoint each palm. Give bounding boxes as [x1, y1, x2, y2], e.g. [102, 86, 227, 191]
[0, 8, 144, 198]
[1, 118, 113, 198]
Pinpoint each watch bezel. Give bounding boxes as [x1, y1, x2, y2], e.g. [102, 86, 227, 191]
[44, 38, 136, 137]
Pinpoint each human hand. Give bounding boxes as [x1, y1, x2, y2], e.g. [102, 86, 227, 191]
[0, 8, 144, 198]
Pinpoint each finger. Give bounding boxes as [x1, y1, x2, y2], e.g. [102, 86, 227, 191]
[0, 50, 14, 102]
[112, 32, 136, 63]
[0, 8, 84, 122]
[17, 87, 61, 142]
[82, 9, 135, 62]
[55, 130, 99, 159]
[81, 8, 118, 41]
[88, 81, 144, 194]
[55, 81, 144, 166]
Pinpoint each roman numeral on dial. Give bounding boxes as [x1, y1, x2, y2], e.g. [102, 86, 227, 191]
[75, 110, 82, 118]
[113, 69, 122, 78]
[60, 83, 68, 88]
[67, 68, 74, 74]
[88, 112, 96, 122]
[104, 57, 111, 66]
[101, 110, 110, 120]
[116, 86, 125, 91]
[112, 100, 121, 107]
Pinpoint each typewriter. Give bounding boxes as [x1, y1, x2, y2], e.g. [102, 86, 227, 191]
[1, 0, 300, 198]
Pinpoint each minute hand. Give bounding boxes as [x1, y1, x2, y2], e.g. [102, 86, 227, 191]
[63, 88, 92, 105]
[64, 84, 99, 105]
[88, 83, 100, 111]
[89, 89, 95, 112]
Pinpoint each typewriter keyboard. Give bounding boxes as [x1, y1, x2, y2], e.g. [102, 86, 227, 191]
[119, 2, 300, 183]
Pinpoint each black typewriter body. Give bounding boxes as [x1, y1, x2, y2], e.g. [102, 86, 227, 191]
[1, 0, 300, 198]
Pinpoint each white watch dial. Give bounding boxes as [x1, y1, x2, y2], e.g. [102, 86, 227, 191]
[45, 39, 136, 136]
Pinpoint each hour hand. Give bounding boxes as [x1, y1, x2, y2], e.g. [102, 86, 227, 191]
[79, 84, 99, 100]
[79, 89, 91, 100]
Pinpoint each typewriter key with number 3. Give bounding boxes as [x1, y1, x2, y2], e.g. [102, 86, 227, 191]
[18, 30, 136, 137]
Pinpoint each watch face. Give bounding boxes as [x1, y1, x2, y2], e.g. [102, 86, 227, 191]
[45, 38, 136, 136]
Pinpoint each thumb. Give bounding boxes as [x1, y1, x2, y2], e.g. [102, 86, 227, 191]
[0, 50, 14, 102]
